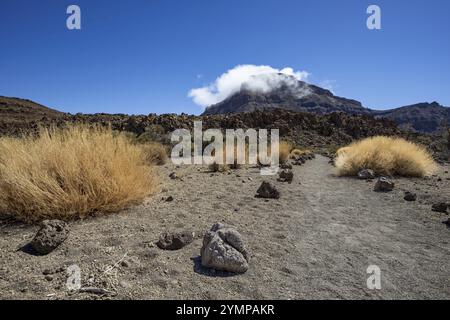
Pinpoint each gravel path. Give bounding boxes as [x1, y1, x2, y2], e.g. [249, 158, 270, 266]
[0, 155, 448, 299]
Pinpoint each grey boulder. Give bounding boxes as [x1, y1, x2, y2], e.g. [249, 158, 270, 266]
[200, 223, 249, 274]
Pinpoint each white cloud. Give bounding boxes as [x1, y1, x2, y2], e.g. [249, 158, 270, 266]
[188, 64, 310, 108]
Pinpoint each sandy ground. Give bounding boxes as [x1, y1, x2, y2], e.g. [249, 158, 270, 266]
[0, 155, 449, 300]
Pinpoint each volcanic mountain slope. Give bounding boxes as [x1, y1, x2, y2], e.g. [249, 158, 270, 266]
[0, 96, 63, 120]
[0, 96, 67, 135]
[202, 80, 371, 116]
[201, 76, 450, 133]
[373, 102, 450, 133]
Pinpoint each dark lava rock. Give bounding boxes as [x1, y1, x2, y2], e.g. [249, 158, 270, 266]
[280, 163, 293, 170]
[256, 181, 280, 199]
[374, 177, 395, 192]
[157, 231, 194, 250]
[404, 191, 417, 202]
[444, 218, 450, 227]
[278, 170, 294, 183]
[169, 172, 178, 180]
[30, 220, 69, 255]
[358, 169, 376, 180]
[432, 203, 448, 213]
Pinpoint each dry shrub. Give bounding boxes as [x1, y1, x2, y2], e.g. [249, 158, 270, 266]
[290, 148, 312, 159]
[226, 144, 248, 169]
[140, 142, 168, 165]
[334, 136, 437, 177]
[278, 141, 293, 164]
[0, 125, 158, 223]
[208, 140, 291, 168]
[209, 162, 229, 173]
[209, 144, 249, 170]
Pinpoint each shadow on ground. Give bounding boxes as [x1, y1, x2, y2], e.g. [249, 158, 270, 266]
[191, 256, 240, 278]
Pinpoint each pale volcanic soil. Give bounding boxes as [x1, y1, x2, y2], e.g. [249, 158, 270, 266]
[0, 155, 449, 300]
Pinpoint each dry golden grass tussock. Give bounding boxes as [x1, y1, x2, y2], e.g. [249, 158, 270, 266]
[209, 162, 229, 173]
[140, 142, 168, 166]
[278, 141, 293, 164]
[0, 125, 159, 223]
[290, 148, 312, 159]
[334, 136, 437, 177]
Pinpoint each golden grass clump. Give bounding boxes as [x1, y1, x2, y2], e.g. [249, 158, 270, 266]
[209, 162, 229, 173]
[278, 141, 293, 164]
[0, 125, 158, 223]
[334, 136, 437, 177]
[140, 142, 168, 166]
[290, 148, 312, 159]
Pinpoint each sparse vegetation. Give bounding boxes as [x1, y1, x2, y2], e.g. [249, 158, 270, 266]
[139, 142, 168, 165]
[278, 141, 293, 164]
[0, 125, 158, 223]
[290, 148, 312, 159]
[209, 162, 229, 172]
[334, 136, 437, 177]
[136, 124, 169, 144]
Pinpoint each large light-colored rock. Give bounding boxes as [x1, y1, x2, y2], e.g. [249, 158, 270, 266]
[200, 223, 249, 274]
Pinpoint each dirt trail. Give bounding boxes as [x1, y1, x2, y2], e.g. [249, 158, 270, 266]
[0, 155, 449, 299]
[279, 156, 449, 299]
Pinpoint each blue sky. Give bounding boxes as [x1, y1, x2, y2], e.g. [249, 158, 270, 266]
[1, 0, 449, 115]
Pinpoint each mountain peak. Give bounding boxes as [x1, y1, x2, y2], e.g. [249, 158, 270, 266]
[202, 77, 367, 116]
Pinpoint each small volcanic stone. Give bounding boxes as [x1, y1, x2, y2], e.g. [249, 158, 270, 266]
[256, 181, 280, 199]
[432, 203, 448, 213]
[169, 172, 178, 180]
[278, 170, 294, 183]
[374, 177, 395, 192]
[358, 169, 375, 180]
[404, 192, 417, 202]
[280, 163, 293, 170]
[157, 231, 194, 250]
[30, 220, 69, 255]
